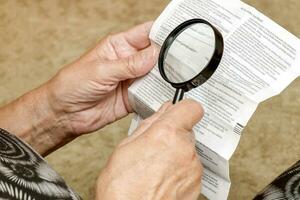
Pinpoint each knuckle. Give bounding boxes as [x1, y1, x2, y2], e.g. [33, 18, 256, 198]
[150, 126, 169, 140]
[176, 137, 198, 161]
[150, 123, 178, 145]
[104, 34, 115, 45]
[183, 144, 197, 161]
[102, 34, 119, 53]
[124, 55, 137, 76]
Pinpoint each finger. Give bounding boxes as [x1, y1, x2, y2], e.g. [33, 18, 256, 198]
[122, 21, 153, 50]
[101, 43, 159, 82]
[120, 43, 159, 83]
[132, 101, 173, 136]
[119, 102, 172, 146]
[78, 22, 154, 63]
[159, 99, 204, 131]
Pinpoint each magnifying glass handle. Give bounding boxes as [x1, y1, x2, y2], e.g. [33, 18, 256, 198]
[173, 88, 185, 104]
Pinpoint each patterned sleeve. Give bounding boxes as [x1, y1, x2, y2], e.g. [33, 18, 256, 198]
[253, 160, 300, 200]
[0, 128, 82, 200]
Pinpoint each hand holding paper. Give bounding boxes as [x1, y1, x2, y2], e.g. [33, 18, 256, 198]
[128, 0, 300, 199]
[97, 100, 204, 200]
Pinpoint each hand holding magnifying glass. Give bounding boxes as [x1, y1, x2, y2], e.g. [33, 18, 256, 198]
[158, 19, 224, 104]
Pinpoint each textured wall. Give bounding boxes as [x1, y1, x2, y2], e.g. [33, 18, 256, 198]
[0, 0, 299, 199]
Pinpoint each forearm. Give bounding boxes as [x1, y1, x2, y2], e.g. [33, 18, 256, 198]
[0, 85, 74, 156]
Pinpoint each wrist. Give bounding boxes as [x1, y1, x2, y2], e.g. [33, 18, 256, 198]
[0, 84, 75, 156]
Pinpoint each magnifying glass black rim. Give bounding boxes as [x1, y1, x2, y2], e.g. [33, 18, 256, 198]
[158, 18, 224, 92]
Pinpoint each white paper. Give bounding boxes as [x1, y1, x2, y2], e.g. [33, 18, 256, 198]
[128, 0, 300, 199]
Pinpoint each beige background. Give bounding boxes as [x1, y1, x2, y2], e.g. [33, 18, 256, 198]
[0, 0, 299, 199]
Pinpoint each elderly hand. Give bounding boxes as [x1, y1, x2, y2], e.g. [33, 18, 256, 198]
[47, 22, 158, 135]
[96, 100, 204, 200]
[0, 22, 158, 155]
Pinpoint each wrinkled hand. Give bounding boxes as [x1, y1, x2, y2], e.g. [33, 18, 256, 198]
[96, 100, 204, 200]
[47, 22, 158, 136]
[0, 22, 158, 155]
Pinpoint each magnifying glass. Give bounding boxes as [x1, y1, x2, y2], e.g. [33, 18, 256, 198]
[158, 19, 224, 104]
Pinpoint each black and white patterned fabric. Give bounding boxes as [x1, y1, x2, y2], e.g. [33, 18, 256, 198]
[0, 127, 298, 200]
[253, 160, 300, 200]
[0, 128, 82, 200]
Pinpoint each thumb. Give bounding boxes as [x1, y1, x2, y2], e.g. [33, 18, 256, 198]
[103, 43, 159, 81]
[159, 99, 204, 131]
[119, 101, 173, 147]
[132, 101, 173, 137]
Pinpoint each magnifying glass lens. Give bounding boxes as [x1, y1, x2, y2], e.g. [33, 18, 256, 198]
[163, 23, 216, 84]
[158, 19, 224, 104]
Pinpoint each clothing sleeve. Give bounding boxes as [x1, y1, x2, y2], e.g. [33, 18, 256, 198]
[253, 160, 300, 200]
[0, 128, 82, 200]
